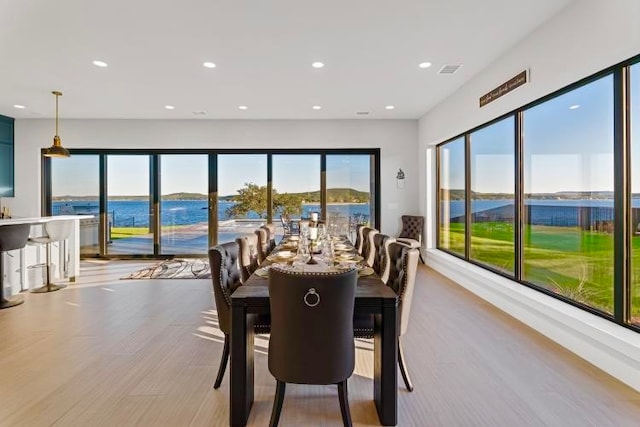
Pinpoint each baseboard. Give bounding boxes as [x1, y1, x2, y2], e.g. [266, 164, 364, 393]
[425, 249, 640, 392]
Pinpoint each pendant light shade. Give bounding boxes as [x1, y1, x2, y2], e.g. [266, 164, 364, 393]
[43, 91, 70, 158]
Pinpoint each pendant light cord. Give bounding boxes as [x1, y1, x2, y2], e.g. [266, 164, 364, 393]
[55, 93, 59, 137]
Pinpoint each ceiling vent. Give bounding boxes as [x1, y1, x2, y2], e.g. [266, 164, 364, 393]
[192, 111, 206, 116]
[356, 111, 370, 116]
[438, 64, 462, 75]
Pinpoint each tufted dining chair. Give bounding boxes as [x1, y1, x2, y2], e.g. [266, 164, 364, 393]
[267, 267, 358, 426]
[396, 215, 425, 263]
[353, 241, 419, 392]
[361, 226, 379, 267]
[254, 228, 271, 264]
[208, 242, 270, 389]
[236, 235, 260, 283]
[354, 224, 366, 255]
[371, 233, 396, 284]
[262, 223, 277, 251]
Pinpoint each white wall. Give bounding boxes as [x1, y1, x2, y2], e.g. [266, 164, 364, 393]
[418, 0, 640, 391]
[6, 119, 418, 236]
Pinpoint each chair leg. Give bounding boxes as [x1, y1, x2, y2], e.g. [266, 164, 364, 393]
[398, 339, 414, 392]
[269, 380, 286, 427]
[337, 380, 352, 427]
[213, 334, 230, 389]
[419, 251, 425, 264]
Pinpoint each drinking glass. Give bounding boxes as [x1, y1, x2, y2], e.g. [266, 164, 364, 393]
[297, 239, 310, 263]
[322, 240, 335, 265]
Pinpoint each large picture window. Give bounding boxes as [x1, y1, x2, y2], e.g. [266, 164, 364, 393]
[523, 75, 614, 314]
[469, 117, 515, 274]
[631, 62, 640, 325]
[438, 137, 466, 256]
[436, 57, 637, 328]
[44, 149, 379, 258]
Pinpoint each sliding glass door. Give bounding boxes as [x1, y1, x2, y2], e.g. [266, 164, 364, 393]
[44, 149, 379, 258]
[106, 155, 153, 255]
[217, 154, 268, 244]
[159, 155, 209, 254]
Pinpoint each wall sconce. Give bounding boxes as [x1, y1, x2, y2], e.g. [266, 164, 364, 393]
[396, 168, 405, 189]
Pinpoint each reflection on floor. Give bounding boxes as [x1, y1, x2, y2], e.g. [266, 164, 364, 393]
[0, 261, 638, 426]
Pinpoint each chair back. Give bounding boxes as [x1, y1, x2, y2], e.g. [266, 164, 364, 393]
[386, 242, 419, 336]
[45, 220, 73, 242]
[354, 224, 366, 254]
[362, 227, 379, 267]
[280, 215, 296, 236]
[371, 233, 395, 283]
[399, 215, 424, 243]
[236, 235, 260, 283]
[254, 228, 270, 264]
[263, 223, 277, 251]
[208, 242, 242, 334]
[0, 224, 31, 252]
[268, 267, 357, 385]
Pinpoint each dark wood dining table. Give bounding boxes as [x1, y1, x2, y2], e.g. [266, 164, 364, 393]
[229, 240, 399, 426]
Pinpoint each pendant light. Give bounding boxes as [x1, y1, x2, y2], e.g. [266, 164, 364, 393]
[43, 91, 70, 158]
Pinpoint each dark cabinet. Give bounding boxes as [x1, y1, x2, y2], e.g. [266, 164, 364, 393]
[0, 115, 14, 197]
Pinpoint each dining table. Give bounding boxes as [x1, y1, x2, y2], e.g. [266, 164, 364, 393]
[229, 236, 399, 426]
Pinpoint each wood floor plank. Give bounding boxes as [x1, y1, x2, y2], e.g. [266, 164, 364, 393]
[0, 260, 639, 426]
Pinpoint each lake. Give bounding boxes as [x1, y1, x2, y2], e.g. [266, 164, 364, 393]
[53, 200, 371, 227]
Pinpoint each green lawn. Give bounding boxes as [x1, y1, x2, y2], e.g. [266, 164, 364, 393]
[441, 222, 640, 321]
[110, 227, 150, 240]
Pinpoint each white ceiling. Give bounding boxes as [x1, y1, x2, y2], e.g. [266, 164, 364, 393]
[0, 0, 572, 120]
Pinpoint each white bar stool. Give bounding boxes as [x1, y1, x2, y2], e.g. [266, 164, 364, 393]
[28, 220, 73, 293]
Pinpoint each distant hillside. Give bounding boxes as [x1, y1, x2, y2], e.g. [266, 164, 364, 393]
[439, 189, 617, 200]
[55, 189, 369, 203]
[53, 192, 208, 201]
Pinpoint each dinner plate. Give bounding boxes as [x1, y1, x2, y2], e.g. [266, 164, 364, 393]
[357, 266, 375, 276]
[268, 250, 296, 261]
[336, 253, 363, 262]
[256, 263, 297, 277]
[334, 243, 350, 251]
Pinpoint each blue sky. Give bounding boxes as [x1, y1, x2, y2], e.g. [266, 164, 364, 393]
[441, 69, 640, 195]
[52, 153, 371, 197]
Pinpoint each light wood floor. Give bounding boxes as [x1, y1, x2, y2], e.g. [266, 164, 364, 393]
[1, 260, 640, 426]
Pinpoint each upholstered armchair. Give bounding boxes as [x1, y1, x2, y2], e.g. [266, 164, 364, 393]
[396, 215, 425, 263]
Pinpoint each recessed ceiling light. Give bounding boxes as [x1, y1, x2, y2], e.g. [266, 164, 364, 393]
[312, 62, 325, 69]
[418, 62, 432, 69]
[203, 62, 216, 68]
[239, 105, 248, 110]
[13, 104, 25, 109]
[312, 105, 322, 110]
[164, 105, 175, 110]
[569, 104, 580, 110]
[385, 105, 395, 110]
[92, 60, 108, 67]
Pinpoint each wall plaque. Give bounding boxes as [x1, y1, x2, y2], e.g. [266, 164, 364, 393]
[479, 70, 528, 107]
